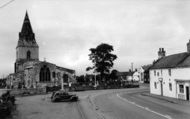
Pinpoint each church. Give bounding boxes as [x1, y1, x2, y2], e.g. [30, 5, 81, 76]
[7, 12, 75, 89]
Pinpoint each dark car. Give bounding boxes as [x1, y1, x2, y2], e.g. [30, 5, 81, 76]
[51, 90, 78, 102]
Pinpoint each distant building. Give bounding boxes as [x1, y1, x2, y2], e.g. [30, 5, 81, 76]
[150, 41, 190, 101]
[7, 12, 75, 89]
[117, 71, 133, 82]
[139, 64, 152, 83]
[133, 69, 140, 82]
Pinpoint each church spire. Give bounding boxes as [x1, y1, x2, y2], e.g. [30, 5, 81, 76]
[19, 11, 35, 41]
[17, 11, 38, 48]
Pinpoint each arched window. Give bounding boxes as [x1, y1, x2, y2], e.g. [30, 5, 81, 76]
[27, 50, 31, 59]
[39, 65, 51, 82]
[63, 74, 68, 83]
[52, 72, 56, 78]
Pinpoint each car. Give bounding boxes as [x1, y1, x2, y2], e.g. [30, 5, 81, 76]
[51, 90, 78, 102]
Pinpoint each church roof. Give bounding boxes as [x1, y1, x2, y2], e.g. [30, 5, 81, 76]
[150, 52, 190, 69]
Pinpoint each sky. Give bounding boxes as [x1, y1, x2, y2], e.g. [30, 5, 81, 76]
[0, 0, 190, 76]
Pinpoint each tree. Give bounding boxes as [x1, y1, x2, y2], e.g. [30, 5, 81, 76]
[86, 43, 117, 81]
[110, 69, 118, 80]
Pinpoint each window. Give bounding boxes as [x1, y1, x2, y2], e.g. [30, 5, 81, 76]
[27, 50, 31, 59]
[63, 74, 69, 83]
[40, 65, 51, 82]
[52, 72, 56, 78]
[154, 70, 156, 76]
[154, 82, 157, 89]
[169, 83, 172, 91]
[168, 69, 171, 76]
[179, 84, 184, 93]
[157, 72, 159, 76]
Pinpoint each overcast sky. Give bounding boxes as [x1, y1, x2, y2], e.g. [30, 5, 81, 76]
[0, 0, 190, 76]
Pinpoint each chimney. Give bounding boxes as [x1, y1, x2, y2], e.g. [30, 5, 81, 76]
[187, 40, 190, 53]
[158, 48, 166, 59]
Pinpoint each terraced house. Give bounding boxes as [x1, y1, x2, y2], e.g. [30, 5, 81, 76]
[150, 42, 190, 101]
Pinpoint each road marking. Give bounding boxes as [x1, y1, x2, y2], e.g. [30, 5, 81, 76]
[116, 94, 172, 119]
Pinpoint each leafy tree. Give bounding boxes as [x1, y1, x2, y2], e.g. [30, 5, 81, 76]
[86, 43, 117, 81]
[110, 69, 118, 80]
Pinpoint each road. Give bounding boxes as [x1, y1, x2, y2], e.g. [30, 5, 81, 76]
[6, 86, 190, 119]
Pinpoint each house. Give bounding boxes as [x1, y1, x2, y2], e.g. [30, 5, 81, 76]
[133, 69, 140, 82]
[139, 64, 152, 83]
[150, 41, 190, 101]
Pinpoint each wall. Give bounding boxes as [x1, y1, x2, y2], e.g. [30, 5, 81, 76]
[150, 67, 190, 99]
[150, 69, 176, 98]
[16, 46, 39, 60]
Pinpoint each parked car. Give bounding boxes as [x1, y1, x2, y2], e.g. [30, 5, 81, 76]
[51, 90, 78, 102]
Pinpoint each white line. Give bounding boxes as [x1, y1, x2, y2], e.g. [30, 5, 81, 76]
[116, 94, 172, 119]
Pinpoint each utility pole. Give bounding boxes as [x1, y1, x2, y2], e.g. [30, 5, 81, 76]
[131, 63, 134, 82]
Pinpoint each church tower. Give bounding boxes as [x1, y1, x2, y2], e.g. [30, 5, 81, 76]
[15, 11, 39, 73]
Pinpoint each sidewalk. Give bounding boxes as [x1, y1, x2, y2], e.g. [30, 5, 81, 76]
[141, 92, 190, 105]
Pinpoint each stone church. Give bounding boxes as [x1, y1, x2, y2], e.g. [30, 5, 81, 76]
[7, 12, 75, 89]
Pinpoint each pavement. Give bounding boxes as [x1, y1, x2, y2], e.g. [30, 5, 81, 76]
[141, 92, 190, 105]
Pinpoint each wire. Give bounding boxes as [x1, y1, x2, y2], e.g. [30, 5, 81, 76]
[0, 0, 15, 9]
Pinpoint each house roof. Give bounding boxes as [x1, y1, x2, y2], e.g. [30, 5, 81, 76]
[150, 52, 190, 69]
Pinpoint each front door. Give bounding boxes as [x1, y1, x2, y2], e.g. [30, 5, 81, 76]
[186, 86, 189, 101]
[160, 80, 163, 96]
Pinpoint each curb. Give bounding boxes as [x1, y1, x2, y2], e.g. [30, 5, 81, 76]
[141, 93, 177, 104]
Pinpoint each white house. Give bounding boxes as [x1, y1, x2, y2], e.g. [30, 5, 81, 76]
[133, 70, 140, 82]
[150, 42, 190, 101]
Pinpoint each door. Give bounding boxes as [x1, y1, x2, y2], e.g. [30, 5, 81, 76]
[160, 81, 163, 96]
[186, 86, 189, 101]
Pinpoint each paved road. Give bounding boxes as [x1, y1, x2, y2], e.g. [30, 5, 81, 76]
[120, 90, 190, 119]
[93, 88, 167, 119]
[6, 86, 190, 119]
[92, 87, 190, 119]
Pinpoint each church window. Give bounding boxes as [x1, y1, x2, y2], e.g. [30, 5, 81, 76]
[27, 50, 31, 59]
[52, 72, 56, 78]
[63, 74, 69, 83]
[39, 65, 51, 82]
